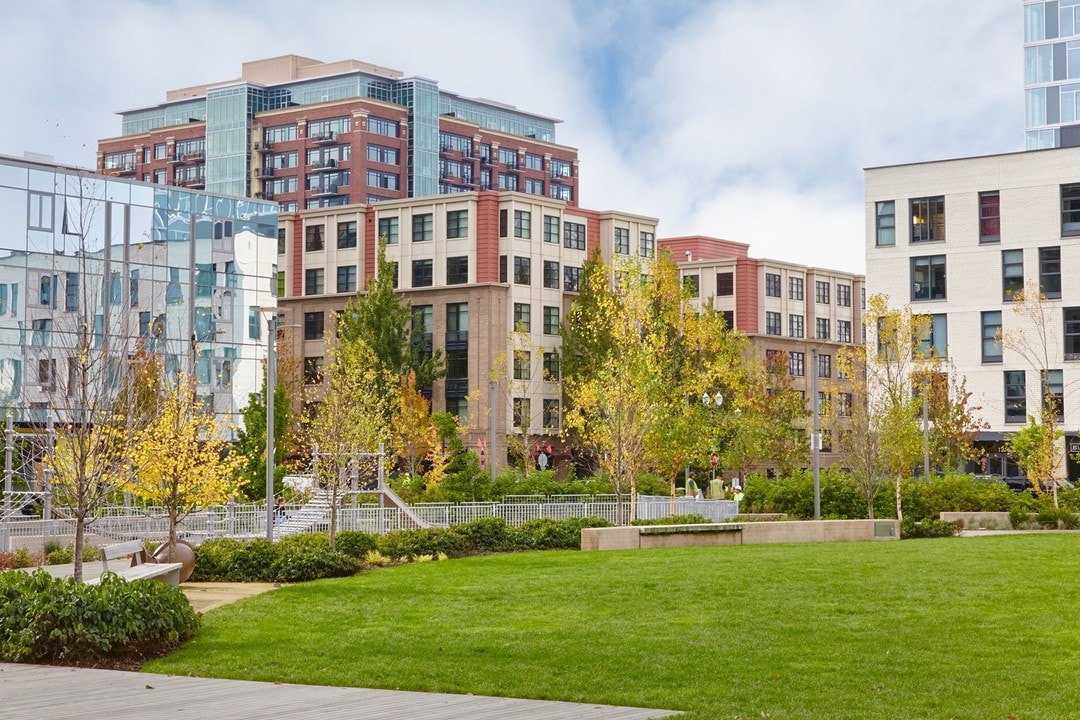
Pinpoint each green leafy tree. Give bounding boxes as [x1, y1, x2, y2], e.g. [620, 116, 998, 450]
[234, 376, 292, 500]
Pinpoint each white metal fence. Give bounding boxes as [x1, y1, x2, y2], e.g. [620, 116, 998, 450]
[0, 495, 739, 552]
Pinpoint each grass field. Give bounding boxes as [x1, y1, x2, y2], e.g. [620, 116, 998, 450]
[145, 534, 1080, 719]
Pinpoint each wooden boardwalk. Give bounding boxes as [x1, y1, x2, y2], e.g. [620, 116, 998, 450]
[0, 663, 680, 720]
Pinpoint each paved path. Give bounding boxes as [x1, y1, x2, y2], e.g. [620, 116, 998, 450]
[0, 663, 681, 720]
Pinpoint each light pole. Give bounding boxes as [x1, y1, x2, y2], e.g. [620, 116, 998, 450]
[264, 312, 277, 540]
[811, 348, 821, 521]
[703, 391, 723, 495]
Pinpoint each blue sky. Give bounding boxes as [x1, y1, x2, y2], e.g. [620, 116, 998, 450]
[0, 0, 1023, 273]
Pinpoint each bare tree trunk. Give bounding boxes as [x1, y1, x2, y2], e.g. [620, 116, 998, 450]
[894, 474, 903, 523]
[73, 514, 85, 583]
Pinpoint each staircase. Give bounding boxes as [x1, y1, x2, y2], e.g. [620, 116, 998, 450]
[273, 490, 332, 538]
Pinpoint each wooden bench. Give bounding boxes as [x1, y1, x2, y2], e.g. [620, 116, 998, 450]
[87, 540, 183, 586]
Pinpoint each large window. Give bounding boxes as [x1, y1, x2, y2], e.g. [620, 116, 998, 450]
[513, 350, 531, 380]
[367, 144, 399, 165]
[543, 352, 560, 381]
[564, 222, 586, 250]
[1063, 183, 1080, 236]
[543, 306, 560, 335]
[304, 311, 324, 340]
[1002, 249, 1024, 301]
[412, 259, 433, 287]
[875, 200, 895, 246]
[1040, 246, 1061, 298]
[816, 317, 830, 340]
[369, 117, 399, 138]
[911, 255, 946, 301]
[513, 398, 531, 431]
[765, 311, 781, 336]
[1005, 370, 1026, 423]
[544, 260, 559, 289]
[513, 303, 531, 332]
[336, 265, 356, 293]
[447, 302, 469, 334]
[1043, 369, 1065, 421]
[837, 319, 852, 343]
[514, 256, 531, 285]
[564, 266, 581, 292]
[304, 268, 324, 295]
[412, 213, 433, 242]
[305, 225, 324, 252]
[543, 399, 561, 431]
[303, 357, 323, 385]
[447, 210, 469, 239]
[765, 273, 781, 297]
[514, 210, 531, 239]
[789, 276, 803, 300]
[378, 216, 399, 244]
[815, 280, 830, 304]
[544, 215, 559, 244]
[789, 314, 804, 338]
[639, 231, 655, 258]
[614, 227, 630, 255]
[817, 353, 832, 378]
[836, 284, 851, 307]
[337, 221, 357, 249]
[1065, 308, 1080, 359]
[718, 272, 734, 296]
[789, 351, 805, 377]
[917, 313, 948, 358]
[684, 275, 700, 296]
[982, 311, 1003, 363]
[979, 191, 1000, 243]
[446, 256, 469, 285]
[911, 196, 945, 243]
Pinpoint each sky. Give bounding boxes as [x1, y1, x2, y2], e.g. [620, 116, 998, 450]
[0, 0, 1023, 274]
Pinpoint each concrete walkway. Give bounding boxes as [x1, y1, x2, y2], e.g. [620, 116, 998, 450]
[0, 663, 680, 720]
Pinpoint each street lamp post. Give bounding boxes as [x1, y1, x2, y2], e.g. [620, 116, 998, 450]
[702, 391, 723, 496]
[265, 313, 277, 540]
[811, 348, 821, 521]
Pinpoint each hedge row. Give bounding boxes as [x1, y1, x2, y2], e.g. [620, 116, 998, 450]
[192, 516, 614, 583]
[0, 570, 199, 665]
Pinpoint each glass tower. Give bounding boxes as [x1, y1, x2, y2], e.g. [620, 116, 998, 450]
[1024, 0, 1080, 148]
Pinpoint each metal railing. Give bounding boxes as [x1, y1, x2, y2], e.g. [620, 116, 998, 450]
[0, 496, 739, 551]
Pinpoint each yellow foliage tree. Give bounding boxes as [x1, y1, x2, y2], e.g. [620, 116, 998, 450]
[394, 370, 439, 482]
[127, 374, 240, 558]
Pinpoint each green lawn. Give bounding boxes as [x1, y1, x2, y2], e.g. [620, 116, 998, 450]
[145, 534, 1080, 719]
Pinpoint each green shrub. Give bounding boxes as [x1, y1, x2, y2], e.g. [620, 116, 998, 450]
[900, 518, 963, 539]
[1037, 507, 1079, 529]
[277, 532, 330, 555]
[632, 514, 714, 526]
[0, 569, 199, 664]
[271, 550, 362, 583]
[511, 517, 612, 550]
[1008, 507, 1033, 530]
[225, 539, 281, 582]
[449, 517, 514, 553]
[377, 528, 466, 560]
[333, 531, 379, 559]
[190, 538, 245, 581]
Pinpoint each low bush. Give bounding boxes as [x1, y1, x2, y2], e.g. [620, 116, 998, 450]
[1008, 507, 1034, 530]
[1037, 507, 1079, 530]
[0, 569, 199, 665]
[900, 517, 963, 539]
[333, 531, 378, 559]
[42, 542, 100, 566]
[632, 514, 713, 526]
[449, 516, 514, 554]
[270, 550, 362, 583]
[0, 547, 40, 570]
[511, 517, 612, 550]
[189, 538, 245, 581]
[377, 528, 466, 561]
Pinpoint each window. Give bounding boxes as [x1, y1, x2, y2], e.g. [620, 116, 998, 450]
[837, 319, 852, 343]
[513, 303, 531, 332]
[366, 170, 398, 190]
[524, 153, 543, 170]
[334, 221, 356, 249]
[1043, 369, 1065, 421]
[911, 255, 946, 301]
[439, 131, 472, 155]
[684, 275, 700, 296]
[304, 312, 325, 340]
[544, 215, 559, 243]
[412, 213, 433, 242]
[789, 276, 803, 301]
[875, 201, 895, 246]
[979, 310, 1002, 363]
[447, 210, 469, 239]
[1063, 183, 1080, 236]
[336, 265, 357, 293]
[412, 259, 433, 287]
[550, 158, 572, 178]
[837, 393, 853, 417]
[543, 399, 561, 431]
[817, 353, 832, 378]
[544, 260, 559, 289]
[513, 350, 531, 380]
[722, 310, 734, 329]
[513, 398, 531, 431]
[551, 183, 572, 202]
[815, 280, 830, 304]
[543, 306, 560, 335]
[1005, 371, 1027, 423]
[499, 147, 519, 167]
[378, 216, 399, 244]
[789, 351, 805, 377]
[979, 191, 1001, 242]
[447, 302, 469, 334]
[765, 273, 781, 297]
[789, 314, 804, 338]
[446, 256, 469, 285]
[917, 314, 948, 358]
[303, 357, 324, 385]
[499, 255, 507, 283]
[498, 173, 518, 191]
[31, 318, 51, 346]
[765, 311, 781, 336]
[514, 210, 531, 239]
[305, 225, 324, 252]
[499, 210, 508, 237]
[911, 196, 945, 243]
[514, 256, 531, 285]
[836, 284, 851, 307]
[639, 231, 655, 258]
[1040, 246, 1061, 298]
[564, 222, 586, 250]
[368, 117, 399, 138]
[543, 352, 560, 381]
[65, 272, 78, 312]
[445, 397, 468, 422]
[304, 268, 324, 295]
[38, 359, 56, 390]
[367, 144, 399, 165]
[718, 272, 735, 297]
[564, 266, 581, 292]
[816, 317, 830, 340]
[1002, 249, 1024, 301]
[614, 227, 630, 255]
[524, 178, 545, 195]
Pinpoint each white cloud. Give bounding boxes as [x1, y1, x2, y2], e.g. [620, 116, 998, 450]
[0, 0, 1023, 275]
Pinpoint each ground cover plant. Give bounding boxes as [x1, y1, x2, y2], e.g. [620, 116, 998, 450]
[146, 534, 1080, 719]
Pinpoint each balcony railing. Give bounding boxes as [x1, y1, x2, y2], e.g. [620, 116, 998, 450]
[105, 164, 136, 177]
[309, 131, 337, 145]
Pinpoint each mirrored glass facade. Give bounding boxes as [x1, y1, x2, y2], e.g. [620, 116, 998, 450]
[1025, 0, 1080, 148]
[0, 156, 276, 434]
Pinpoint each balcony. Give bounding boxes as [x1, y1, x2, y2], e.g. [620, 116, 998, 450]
[256, 166, 275, 179]
[445, 330, 468, 352]
[177, 177, 205, 189]
[309, 131, 337, 145]
[255, 190, 275, 200]
[309, 184, 342, 198]
[310, 159, 338, 172]
[181, 152, 205, 163]
[255, 140, 273, 151]
[105, 164, 136, 177]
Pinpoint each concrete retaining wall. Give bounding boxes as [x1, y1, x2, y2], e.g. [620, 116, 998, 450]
[939, 512, 1012, 529]
[581, 519, 898, 551]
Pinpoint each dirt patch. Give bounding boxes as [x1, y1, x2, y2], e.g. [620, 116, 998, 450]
[181, 582, 280, 613]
